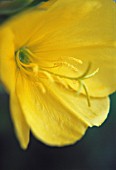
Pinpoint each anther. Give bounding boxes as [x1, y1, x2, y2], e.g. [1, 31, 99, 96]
[15, 48, 98, 107]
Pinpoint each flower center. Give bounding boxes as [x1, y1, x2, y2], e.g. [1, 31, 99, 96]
[19, 47, 30, 64]
[15, 47, 99, 107]
[15, 47, 31, 64]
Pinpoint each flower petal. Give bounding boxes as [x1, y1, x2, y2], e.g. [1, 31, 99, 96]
[10, 91, 30, 149]
[29, 0, 116, 50]
[16, 73, 109, 146]
[28, 0, 116, 97]
[37, 47, 116, 98]
[0, 0, 57, 49]
[1, 0, 116, 97]
[0, 28, 30, 149]
[0, 27, 16, 92]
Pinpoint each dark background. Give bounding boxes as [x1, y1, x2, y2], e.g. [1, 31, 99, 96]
[0, 89, 116, 170]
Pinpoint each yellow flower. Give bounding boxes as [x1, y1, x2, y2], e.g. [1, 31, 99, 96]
[0, 0, 116, 149]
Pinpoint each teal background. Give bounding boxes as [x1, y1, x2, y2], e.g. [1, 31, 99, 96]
[0, 0, 116, 169]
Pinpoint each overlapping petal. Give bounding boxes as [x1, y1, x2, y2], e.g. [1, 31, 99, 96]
[10, 91, 30, 149]
[0, 27, 16, 92]
[15, 73, 109, 146]
[0, 0, 115, 148]
[1, 0, 116, 97]
[29, 0, 116, 97]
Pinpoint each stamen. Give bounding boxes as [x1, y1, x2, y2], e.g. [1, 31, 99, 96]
[82, 82, 91, 107]
[53, 57, 83, 73]
[39, 62, 92, 81]
[84, 68, 99, 79]
[15, 48, 39, 78]
[39, 63, 99, 106]
[76, 80, 83, 95]
[54, 61, 79, 72]
[68, 57, 83, 64]
[77, 62, 91, 80]
[41, 71, 54, 82]
[55, 76, 69, 89]
[23, 48, 37, 60]
[33, 65, 39, 75]
[15, 47, 99, 107]
[35, 82, 46, 93]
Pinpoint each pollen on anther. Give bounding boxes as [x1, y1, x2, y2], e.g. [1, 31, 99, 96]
[33, 65, 39, 75]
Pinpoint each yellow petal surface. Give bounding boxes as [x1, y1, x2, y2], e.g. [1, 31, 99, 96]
[0, 0, 57, 50]
[0, 28, 30, 149]
[35, 47, 116, 98]
[1, 0, 116, 97]
[0, 27, 16, 92]
[0, 0, 114, 148]
[10, 91, 30, 149]
[29, 0, 116, 97]
[16, 73, 109, 146]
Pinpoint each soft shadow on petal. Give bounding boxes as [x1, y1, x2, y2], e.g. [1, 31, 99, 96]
[16, 73, 109, 146]
[16, 73, 88, 146]
[10, 91, 30, 149]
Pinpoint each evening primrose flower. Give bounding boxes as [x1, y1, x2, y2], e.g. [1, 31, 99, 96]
[0, 0, 116, 149]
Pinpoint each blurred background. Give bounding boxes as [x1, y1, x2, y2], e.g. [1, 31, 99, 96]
[0, 87, 116, 170]
[0, 1, 116, 170]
